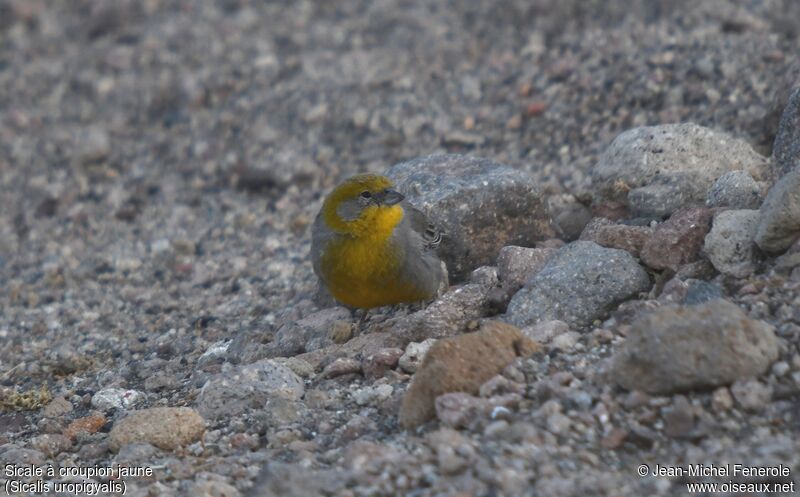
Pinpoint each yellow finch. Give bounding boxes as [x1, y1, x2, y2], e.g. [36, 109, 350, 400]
[311, 174, 446, 309]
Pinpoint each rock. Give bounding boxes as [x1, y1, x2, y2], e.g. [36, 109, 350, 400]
[496, 246, 557, 291]
[775, 241, 800, 273]
[703, 209, 760, 277]
[772, 361, 791, 377]
[610, 299, 779, 394]
[762, 61, 800, 144]
[0, 447, 45, 465]
[352, 384, 393, 406]
[754, 169, 800, 254]
[711, 387, 734, 412]
[469, 265, 499, 287]
[29, 433, 72, 458]
[386, 154, 553, 281]
[42, 397, 73, 418]
[427, 428, 475, 475]
[682, 280, 724, 305]
[262, 307, 352, 358]
[730, 379, 772, 411]
[398, 339, 437, 373]
[441, 131, 485, 147]
[521, 320, 569, 344]
[550, 331, 581, 351]
[591, 123, 771, 217]
[662, 396, 702, 439]
[399, 321, 539, 428]
[640, 207, 713, 271]
[84, 0, 142, 39]
[362, 348, 404, 379]
[186, 479, 241, 497]
[64, 415, 107, 441]
[248, 462, 344, 497]
[545, 412, 571, 435]
[197, 359, 304, 421]
[592, 200, 630, 221]
[773, 87, 800, 175]
[109, 407, 205, 452]
[547, 194, 593, 241]
[376, 281, 494, 344]
[579, 218, 653, 257]
[320, 357, 361, 378]
[91, 388, 145, 412]
[706, 171, 765, 209]
[273, 357, 315, 379]
[258, 397, 308, 428]
[627, 174, 708, 218]
[434, 392, 501, 429]
[600, 428, 628, 449]
[478, 375, 526, 398]
[46, 344, 91, 375]
[296, 307, 352, 346]
[114, 444, 159, 469]
[506, 241, 651, 329]
[76, 126, 111, 165]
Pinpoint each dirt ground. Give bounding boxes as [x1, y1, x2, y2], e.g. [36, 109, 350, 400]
[1, 1, 799, 496]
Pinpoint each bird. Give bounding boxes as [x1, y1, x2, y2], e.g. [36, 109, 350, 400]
[311, 173, 446, 309]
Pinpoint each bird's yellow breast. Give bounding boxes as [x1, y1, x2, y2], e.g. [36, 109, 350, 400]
[319, 205, 429, 308]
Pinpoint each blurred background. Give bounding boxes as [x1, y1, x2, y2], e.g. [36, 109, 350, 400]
[2, 0, 799, 330]
[2, 0, 799, 338]
[0, 1, 799, 494]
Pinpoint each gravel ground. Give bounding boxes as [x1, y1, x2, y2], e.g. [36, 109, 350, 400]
[2, 1, 800, 496]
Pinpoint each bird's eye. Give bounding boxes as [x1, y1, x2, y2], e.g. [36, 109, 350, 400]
[360, 191, 372, 199]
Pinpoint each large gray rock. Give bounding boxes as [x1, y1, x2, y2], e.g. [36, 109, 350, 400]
[705, 170, 765, 209]
[386, 154, 553, 281]
[773, 87, 800, 175]
[197, 359, 304, 421]
[755, 169, 800, 254]
[703, 209, 760, 277]
[591, 123, 771, 217]
[505, 241, 651, 329]
[610, 299, 778, 394]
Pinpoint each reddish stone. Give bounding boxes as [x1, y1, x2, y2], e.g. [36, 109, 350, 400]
[580, 218, 653, 257]
[526, 101, 548, 117]
[640, 208, 713, 271]
[64, 415, 106, 441]
[362, 348, 404, 379]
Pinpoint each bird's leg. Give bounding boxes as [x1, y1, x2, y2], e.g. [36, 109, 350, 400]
[414, 299, 432, 313]
[357, 308, 370, 330]
[348, 308, 371, 335]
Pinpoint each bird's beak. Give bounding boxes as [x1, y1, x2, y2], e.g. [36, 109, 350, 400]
[375, 189, 404, 206]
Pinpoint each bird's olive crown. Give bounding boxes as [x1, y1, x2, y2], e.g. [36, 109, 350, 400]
[322, 174, 405, 232]
[327, 174, 395, 203]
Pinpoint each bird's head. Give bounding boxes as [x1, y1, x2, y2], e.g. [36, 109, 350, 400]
[321, 174, 406, 237]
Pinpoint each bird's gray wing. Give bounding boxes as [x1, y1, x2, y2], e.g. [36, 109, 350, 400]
[392, 202, 446, 298]
[403, 202, 442, 250]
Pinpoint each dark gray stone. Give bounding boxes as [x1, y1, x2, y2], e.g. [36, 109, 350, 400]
[773, 87, 800, 175]
[505, 241, 651, 329]
[682, 280, 723, 305]
[197, 359, 304, 421]
[755, 169, 800, 254]
[386, 154, 553, 281]
[706, 170, 765, 209]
